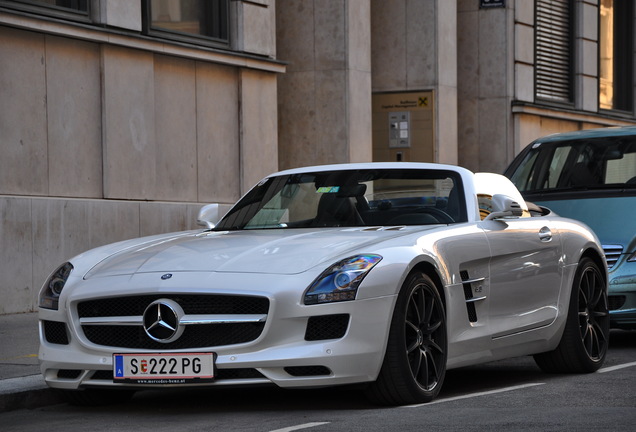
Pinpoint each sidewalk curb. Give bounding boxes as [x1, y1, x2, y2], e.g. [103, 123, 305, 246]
[0, 375, 63, 412]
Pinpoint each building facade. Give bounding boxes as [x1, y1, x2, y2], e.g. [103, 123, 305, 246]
[1, 0, 635, 313]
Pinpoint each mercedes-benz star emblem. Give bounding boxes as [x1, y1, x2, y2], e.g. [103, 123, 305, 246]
[142, 299, 185, 343]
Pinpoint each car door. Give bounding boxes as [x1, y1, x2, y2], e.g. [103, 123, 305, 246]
[480, 216, 563, 338]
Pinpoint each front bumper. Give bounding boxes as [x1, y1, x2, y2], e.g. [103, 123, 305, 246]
[608, 260, 636, 330]
[38, 272, 397, 391]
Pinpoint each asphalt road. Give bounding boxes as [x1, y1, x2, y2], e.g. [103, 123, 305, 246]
[2, 330, 634, 432]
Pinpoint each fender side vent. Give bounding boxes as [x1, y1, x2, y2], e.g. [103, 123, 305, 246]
[460, 270, 478, 323]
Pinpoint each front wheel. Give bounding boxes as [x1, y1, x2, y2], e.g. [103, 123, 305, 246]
[366, 272, 447, 405]
[534, 257, 610, 373]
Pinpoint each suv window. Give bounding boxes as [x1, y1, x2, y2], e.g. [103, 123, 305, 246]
[509, 137, 636, 193]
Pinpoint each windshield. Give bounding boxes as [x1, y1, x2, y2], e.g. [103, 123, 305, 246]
[214, 168, 466, 230]
[509, 137, 636, 193]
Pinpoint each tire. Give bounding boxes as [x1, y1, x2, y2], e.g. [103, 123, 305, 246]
[366, 272, 447, 405]
[57, 388, 136, 406]
[534, 257, 610, 373]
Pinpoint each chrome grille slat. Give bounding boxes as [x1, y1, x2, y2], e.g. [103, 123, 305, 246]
[602, 244, 623, 269]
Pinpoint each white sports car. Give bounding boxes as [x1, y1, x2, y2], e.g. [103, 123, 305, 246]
[38, 162, 610, 406]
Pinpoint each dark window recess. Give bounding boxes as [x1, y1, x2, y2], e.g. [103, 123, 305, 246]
[144, 0, 229, 46]
[305, 314, 350, 341]
[599, 0, 634, 112]
[535, 0, 574, 104]
[2, 0, 89, 15]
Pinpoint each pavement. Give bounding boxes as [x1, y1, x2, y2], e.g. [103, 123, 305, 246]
[0, 312, 64, 412]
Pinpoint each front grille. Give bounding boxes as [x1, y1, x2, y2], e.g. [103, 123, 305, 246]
[78, 294, 268, 317]
[305, 314, 349, 341]
[43, 320, 69, 345]
[603, 244, 623, 269]
[77, 294, 269, 350]
[82, 323, 265, 349]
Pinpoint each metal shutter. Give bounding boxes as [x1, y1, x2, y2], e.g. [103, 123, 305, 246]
[535, 0, 573, 103]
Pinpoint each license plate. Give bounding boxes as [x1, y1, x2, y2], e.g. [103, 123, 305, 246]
[113, 353, 215, 384]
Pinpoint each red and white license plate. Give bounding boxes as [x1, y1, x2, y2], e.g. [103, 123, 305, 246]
[113, 353, 215, 384]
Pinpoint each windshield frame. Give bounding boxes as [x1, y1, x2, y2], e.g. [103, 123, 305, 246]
[213, 168, 467, 230]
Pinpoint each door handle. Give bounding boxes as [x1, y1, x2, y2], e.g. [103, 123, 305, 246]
[539, 226, 552, 242]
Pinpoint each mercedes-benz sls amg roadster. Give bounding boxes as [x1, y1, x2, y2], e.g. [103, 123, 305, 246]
[38, 162, 610, 406]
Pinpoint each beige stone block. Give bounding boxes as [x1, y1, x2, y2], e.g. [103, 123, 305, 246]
[154, 55, 198, 202]
[581, 39, 598, 76]
[458, 0, 478, 13]
[240, 70, 279, 193]
[370, 0, 407, 90]
[347, 0, 371, 72]
[581, 75, 599, 113]
[515, 63, 534, 102]
[437, 85, 458, 165]
[581, 2, 598, 41]
[0, 27, 47, 196]
[458, 97, 480, 171]
[314, 0, 346, 71]
[514, 0, 535, 25]
[458, 10, 479, 99]
[45, 35, 102, 198]
[514, 24, 534, 64]
[96, 0, 142, 31]
[478, 11, 508, 98]
[478, 98, 509, 173]
[86, 199, 140, 249]
[140, 202, 197, 237]
[348, 69, 373, 163]
[0, 197, 33, 314]
[195, 62, 241, 204]
[437, 0, 457, 88]
[31, 199, 90, 304]
[405, 0, 437, 87]
[277, 71, 317, 170]
[102, 46, 156, 200]
[239, 0, 276, 57]
[276, 0, 315, 72]
[315, 70, 348, 163]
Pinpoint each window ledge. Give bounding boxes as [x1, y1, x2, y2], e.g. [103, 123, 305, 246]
[0, 9, 285, 73]
[512, 102, 636, 127]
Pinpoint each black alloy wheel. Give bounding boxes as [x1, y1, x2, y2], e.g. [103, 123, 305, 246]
[534, 257, 609, 373]
[366, 272, 447, 405]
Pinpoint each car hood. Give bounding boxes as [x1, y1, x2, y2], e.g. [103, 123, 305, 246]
[83, 227, 418, 279]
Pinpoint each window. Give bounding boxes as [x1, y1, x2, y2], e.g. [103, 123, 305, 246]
[144, 0, 229, 47]
[599, 0, 634, 112]
[1, 0, 89, 19]
[535, 0, 574, 104]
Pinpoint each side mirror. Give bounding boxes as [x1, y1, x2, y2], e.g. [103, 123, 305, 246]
[484, 194, 524, 221]
[197, 204, 220, 229]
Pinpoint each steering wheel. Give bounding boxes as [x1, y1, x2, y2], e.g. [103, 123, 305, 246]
[415, 207, 455, 223]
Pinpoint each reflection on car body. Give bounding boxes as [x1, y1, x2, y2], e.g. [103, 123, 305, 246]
[39, 162, 609, 406]
[505, 126, 636, 330]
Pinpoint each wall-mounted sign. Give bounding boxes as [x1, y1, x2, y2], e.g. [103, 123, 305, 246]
[480, 0, 505, 8]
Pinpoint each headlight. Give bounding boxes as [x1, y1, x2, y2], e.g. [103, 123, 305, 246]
[39, 262, 73, 310]
[628, 251, 636, 262]
[304, 255, 382, 305]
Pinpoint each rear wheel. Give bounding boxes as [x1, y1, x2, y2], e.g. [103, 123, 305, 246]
[534, 257, 609, 373]
[366, 272, 447, 405]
